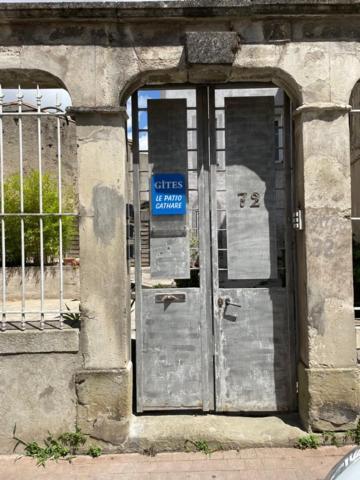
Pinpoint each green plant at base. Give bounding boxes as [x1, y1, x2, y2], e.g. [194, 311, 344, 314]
[344, 429, 355, 444]
[22, 436, 70, 466]
[354, 419, 360, 445]
[194, 440, 211, 455]
[13, 427, 101, 466]
[1, 170, 75, 266]
[295, 434, 320, 450]
[185, 439, 211, 455]
[87, 445, 102, 458]
[57, 428, 86, 455]
[342, 420, 360, 445]
[322, 431, 339, 447]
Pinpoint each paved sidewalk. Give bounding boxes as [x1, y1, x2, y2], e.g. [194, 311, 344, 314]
[0, 446, 354, 480]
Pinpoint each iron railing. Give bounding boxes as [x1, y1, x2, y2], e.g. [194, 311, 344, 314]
[0, 85, 79, 331]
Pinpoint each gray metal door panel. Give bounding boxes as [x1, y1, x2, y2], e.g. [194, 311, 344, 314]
[140, 288, 203, 410]
[225, 96, 277, 280]
[150, 236, 189, 279]
[210, 87, 296, 413]
[216, 288, 292, 411]
[133, 90, 214, 412]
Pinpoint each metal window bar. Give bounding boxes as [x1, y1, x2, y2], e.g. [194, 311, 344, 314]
[18, 87, 26, 330]
[56, 94, 64, 329]
[36, 86, 45, 329]
[0, 85, 79, 331]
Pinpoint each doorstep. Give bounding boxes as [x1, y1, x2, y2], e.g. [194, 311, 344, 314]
[124, 414, 307, 453]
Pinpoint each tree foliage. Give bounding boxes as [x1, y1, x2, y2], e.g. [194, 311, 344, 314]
[0, 170, 75, 266]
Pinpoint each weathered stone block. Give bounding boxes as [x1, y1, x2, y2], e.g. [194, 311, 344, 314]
[75, 366, 132, 445]
[185, 32, 238, 65]
[188, 64, 232, 83]
[0, 353, 79, 453]
[298, 363, 360, 432]
[263, 21, 291, 42]
[0, 329, 79, 354]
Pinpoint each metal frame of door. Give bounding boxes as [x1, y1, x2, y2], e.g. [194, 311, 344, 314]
[131, 84, 297, 413]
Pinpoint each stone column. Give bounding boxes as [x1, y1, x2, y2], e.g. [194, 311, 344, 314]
[68, 107, 132, 445]
[295, 103, 359, 431]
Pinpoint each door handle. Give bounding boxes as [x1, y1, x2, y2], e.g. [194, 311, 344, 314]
[217, 297, 242, 308]
[224, 298, 242, 308]
[155, 293, 186, 303]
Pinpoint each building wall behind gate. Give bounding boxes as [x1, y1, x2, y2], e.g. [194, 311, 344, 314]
[0, 1, 358, 451]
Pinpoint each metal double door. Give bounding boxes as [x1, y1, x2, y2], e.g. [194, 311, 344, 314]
[132, 85, 296, 413]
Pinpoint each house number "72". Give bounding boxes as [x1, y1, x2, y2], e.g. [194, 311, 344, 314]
[237, 192, 260, 208]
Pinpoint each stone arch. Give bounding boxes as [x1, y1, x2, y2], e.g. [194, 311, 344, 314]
[122, 65, 302, 414]
[0, 68, 69, 91]
[118, 64, 302, 108]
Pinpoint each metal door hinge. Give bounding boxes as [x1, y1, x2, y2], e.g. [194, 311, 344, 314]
[292, 209, 303, 231]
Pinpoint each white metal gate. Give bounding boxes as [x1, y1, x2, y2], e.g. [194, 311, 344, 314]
[0, 86, 79, 331]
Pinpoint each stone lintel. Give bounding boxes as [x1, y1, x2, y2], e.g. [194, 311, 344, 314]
[66, 106, 128, 119]
[0, 328, 79, 354]
[185, 32, 238, 65]
[3, 1, 360, 21]
[294, 103, 352, 118]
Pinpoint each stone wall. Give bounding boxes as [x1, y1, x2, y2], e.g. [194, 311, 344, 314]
[2, 265, 80, 300]
[0, 331, 80, 454]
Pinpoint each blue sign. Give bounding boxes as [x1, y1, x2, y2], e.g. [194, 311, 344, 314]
[151, 173, 187, 216]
